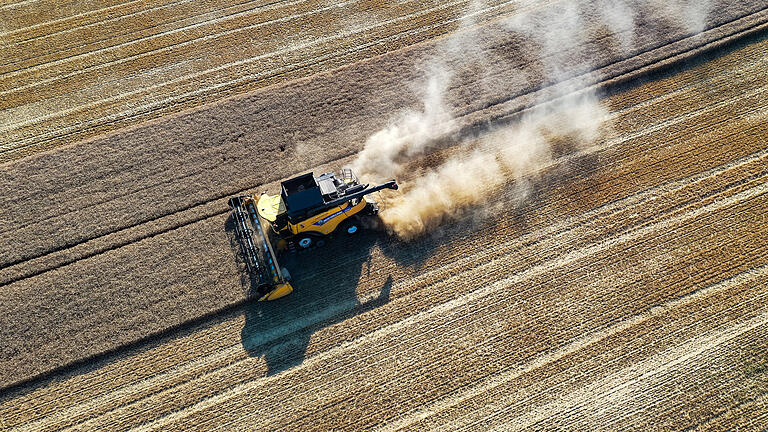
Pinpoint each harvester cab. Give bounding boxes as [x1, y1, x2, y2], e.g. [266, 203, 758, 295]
[228, 169, 398, 301]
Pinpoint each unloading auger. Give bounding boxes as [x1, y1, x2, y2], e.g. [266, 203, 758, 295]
[228, 168, 398, 301]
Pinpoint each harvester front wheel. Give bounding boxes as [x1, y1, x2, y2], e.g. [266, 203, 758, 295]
[296, 233, 326, 249]
[339, 218, 360, 236]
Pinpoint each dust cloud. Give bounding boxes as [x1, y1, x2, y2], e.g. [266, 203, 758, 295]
[379, 93, 607, 239]
[350, 0, 712, 240]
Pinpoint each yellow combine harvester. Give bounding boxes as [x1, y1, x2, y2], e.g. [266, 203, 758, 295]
[228, 169, 398, 301]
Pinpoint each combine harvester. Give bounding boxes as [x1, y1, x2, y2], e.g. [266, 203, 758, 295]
[229, 169, 398, 301]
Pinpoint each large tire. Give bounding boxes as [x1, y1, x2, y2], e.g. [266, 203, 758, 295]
[297, 236, 313, 249]
[295, 232, 325, 249]
[339, 218, 360, 236]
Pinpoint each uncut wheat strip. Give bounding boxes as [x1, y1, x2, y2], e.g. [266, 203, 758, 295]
[13, 159, 768, 432]
[500, 319, 768, 431]
[7, 117, 768, 428]
[396, 269, 768, 432]
[460, 9, 768, 132]
[126, 180, 768, 432]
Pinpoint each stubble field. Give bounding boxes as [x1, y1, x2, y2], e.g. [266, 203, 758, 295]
[1, 0, 767, 430]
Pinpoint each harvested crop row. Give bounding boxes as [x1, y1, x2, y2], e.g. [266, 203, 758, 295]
[1, 38, 766, 392]
[2, 88, 767, 430]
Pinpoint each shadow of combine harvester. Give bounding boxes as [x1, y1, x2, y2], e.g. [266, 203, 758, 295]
[243, 236, 392, 375]
[225, 200, 394, 376]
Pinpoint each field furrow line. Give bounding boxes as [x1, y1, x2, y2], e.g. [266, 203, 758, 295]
[0, 0, 154, 35]
[1, 0, 296, 51]
[691, 391, 768, 431]
[483, 319, 768, 431]
[537, 323, 768, 430]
